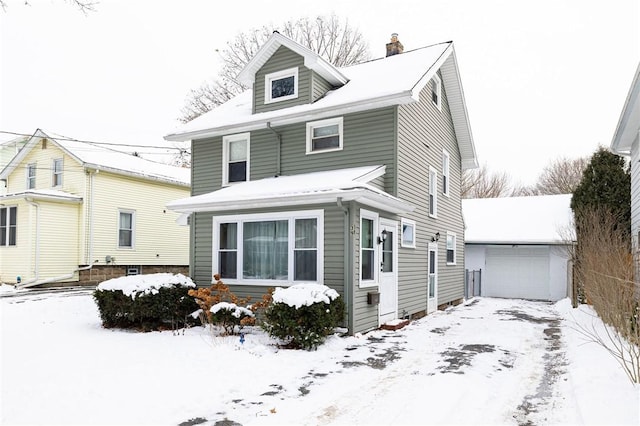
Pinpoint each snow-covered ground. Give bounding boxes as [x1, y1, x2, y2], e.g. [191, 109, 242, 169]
[1, 287, 638, 425]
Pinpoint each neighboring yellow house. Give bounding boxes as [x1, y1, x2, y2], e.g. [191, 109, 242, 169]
[0, 129, 191, 288]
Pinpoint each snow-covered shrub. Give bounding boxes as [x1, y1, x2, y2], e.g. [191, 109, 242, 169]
[94, 273, 198, 331]
[261, 284, 345, 350]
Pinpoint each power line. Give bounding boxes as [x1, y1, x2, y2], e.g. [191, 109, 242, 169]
[0, 130, 189, 152]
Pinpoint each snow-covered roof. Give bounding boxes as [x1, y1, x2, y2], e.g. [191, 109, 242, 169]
[237, 32, 349, 87]
[0, 189, 83, 203]
[165, 35, 477, 169]
[611, 62, 640, 155]
[166, 165, 414, 214]
[462, 194, 575, 245]
[0, 129, 190, 187]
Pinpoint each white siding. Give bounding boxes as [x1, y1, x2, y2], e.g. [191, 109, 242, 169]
[631, 135, 640, 250]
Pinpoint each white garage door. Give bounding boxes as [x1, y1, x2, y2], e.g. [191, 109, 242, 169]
[484, 246, 550, 300]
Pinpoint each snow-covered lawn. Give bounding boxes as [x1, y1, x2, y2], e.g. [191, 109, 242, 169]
[1, 288, 638, 425]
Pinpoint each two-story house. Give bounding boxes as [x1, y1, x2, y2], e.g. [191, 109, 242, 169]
[165, 33, 478, 334]
[0, 129, 191, 288]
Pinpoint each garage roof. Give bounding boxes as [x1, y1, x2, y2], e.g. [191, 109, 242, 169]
[462, 194, 574, 245]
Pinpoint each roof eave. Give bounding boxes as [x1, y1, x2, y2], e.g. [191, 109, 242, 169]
[164, 91, 414, 142]
[167, 188, 414, 215]
[83, 163, 190, 187]
[1, 191, 83, 204]
[611, 63, 640, 154]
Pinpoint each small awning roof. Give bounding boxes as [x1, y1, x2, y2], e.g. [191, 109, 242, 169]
[1, 189, 83, 204]
[166, 165, 414, 214]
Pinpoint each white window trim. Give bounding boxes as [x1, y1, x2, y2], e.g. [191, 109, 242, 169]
[446, 232, 457, 265]
[432, 74, 442, 111]
[359, 208, 379, 288]
[429, 166, 438, 219]
[222, 132, 250, 186]
[264, 67, 299, 104]
[400, 218, 416, 249]
[305, 117, 344, 155]
[52, 158, 63, 187]
[26, 163, 36, 189]
[442, 149, 450, 197]
[118, 209, 136, 250]
[212, 209, 324, 286]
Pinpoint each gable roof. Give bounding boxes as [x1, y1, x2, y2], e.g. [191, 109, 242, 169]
[237, 31, 349, 87]
[611, 63, 640, 155]
[165, 34, 478, 169]
[462, 194, 574, 245]
[0, 129, 190, 187]
[166, 165, 414, 214]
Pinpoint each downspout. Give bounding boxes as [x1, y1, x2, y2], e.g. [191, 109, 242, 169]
[266, 123, 281, 176]
[337, 197, 354, 334]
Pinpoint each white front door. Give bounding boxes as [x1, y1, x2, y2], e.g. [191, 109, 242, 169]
[379, 220, 398, 324]
[427, 243, 438, 313]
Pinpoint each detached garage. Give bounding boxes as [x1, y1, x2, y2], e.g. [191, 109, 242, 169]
[463, 194, 574, 302]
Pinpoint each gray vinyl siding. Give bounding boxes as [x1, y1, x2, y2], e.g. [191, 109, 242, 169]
[311, 71, 333, 102]
[254, 46, 310, 114]
[189, 204, 346, 318]
[397, 70, 466, 310]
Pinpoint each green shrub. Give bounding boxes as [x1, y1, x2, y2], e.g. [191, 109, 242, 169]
[210, 302, 255, 335]
[261, 284, 345, 350]
[93, 273, 199, 331]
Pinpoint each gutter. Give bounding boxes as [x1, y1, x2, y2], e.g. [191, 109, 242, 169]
[164, 90, 415, 142]
[337, 197, 353, 334]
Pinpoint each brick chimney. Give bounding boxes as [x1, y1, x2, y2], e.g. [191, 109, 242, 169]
[386, 33, 404, 57]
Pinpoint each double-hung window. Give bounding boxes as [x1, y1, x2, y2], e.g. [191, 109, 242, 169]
[360, 209, 378, 287]
[118, 210, 135, 249]
[52, 158, 63, 187]
[27, 163, 36, 189]
[306, 117, 343, 154]
[0, 206, 17, 246]
[442, 150, 450, 197]
[446, 232, 456, 265]
[213, 210, 323, 285]
[429, 166, 438, 218]
[222, 133, 250, 185]
[264, 67, 298, 103]
[431, 74, 442, 110]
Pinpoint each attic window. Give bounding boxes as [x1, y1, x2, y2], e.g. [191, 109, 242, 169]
[265, 67, 298, 104]
[431, 74, 442, 110]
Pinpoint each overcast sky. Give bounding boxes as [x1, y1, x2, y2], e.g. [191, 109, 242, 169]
[1, 0, 638, 185]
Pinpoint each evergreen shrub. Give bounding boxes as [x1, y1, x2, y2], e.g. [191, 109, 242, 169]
[262, 284, 345, 350]
[93, 273, 199, 331]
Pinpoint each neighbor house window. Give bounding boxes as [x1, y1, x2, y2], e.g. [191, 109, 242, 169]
[118, 210, 135, 249]
[429, 166, 438, 218]
[442, 150, 450, 196]
[52, 158, 63, 187]
[222, 133, 250, 185]
[431, 74, 442, 110]
[264, 67, 298, 103]
[360, 209, 378, 287]
[446, 232, 456, 265]
[27, 163, 36, 189]
[213, 210, 323, 285]
[306, 117, 343, 154]
[0, 206, 17, 246]
[401, 218, 416, 248]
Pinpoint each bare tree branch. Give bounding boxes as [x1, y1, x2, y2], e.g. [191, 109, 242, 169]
[180, 14, 371, 123]
[0, 0, 98, 13]
[461, 164, 512, 198]
[535, 156, 589, 195]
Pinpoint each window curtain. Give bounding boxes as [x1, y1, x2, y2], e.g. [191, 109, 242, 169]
[243, 220, 288, 280]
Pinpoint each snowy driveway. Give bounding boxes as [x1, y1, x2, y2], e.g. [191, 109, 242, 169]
[1, 291, 637, 425]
